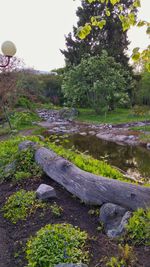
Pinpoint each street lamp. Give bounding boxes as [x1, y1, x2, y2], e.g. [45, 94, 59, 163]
[0, 41, 17, 68]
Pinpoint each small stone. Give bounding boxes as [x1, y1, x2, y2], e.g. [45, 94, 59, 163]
[88, 131, 96, 135]
[80, 132, 87, 136]
[36, 184, 56, 200]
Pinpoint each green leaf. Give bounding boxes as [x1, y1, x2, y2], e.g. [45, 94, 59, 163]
[110, 0, 119, 5]
[132, 52, 140, 61]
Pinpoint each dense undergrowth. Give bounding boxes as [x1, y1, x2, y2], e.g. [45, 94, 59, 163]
[2, 190, 45, 224]
[26, 223, 89, 267]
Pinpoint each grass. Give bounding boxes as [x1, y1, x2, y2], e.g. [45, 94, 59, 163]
[139, 134, 150, 143]
[130, 125, 150, 132]
[77, 108, 150, 124]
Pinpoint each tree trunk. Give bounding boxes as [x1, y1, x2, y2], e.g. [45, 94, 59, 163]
[35, 147, 150, 210]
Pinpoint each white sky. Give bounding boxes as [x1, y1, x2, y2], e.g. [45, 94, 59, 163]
[0, 0, 149, 71]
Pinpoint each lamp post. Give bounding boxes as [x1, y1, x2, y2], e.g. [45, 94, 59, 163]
[0, 40, 17, 68]
[0, 41, 17, 130]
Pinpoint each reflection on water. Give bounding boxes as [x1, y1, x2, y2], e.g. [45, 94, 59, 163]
[61, 134, 150, 182]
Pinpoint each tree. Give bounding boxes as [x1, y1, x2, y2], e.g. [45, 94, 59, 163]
[136, 70, 150, 106]
[77, 0, 150, 72]
[0, 56, 23, 128]
[61, 0, 136, 68]
[39, 74, 63, 105]
[62, 51, 132, 114]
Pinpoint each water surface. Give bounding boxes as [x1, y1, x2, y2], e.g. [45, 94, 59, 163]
[61, 134, 150, 181]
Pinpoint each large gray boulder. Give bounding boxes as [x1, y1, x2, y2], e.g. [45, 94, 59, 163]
[107, 211, 132, 238]
[36, 184, 56, 200]
[99, 203, 131, 237]
[54, 264, 88, 267]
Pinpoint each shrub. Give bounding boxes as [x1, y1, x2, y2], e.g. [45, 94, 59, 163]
[62, 51, 132, 113]
[10, 111, 39, 129]
[15, 96, 33, 109]
[125, 208, 150, 245]
[26, 223, 88, 267]
[2, 190, 45, 223]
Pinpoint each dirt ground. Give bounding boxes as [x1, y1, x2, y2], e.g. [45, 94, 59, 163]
[0, 175, 149, 267]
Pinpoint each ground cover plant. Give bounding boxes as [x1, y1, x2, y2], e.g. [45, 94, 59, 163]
[77, 108, 150, 124]
[26, 223, 89, 267]
[125, 208, 150, 246]
[2, 189, 45, 224]
[0, 136, 42, 182]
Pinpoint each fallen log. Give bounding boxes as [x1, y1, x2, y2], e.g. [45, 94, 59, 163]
[35, 147, 150, 210]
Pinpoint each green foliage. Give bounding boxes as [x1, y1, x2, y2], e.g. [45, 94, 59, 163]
[126, 208, 150, 245]
[77, 108, 150, 124]
[50, 202, 63, 217]
[0, 136, 42, 182]
[40, 74, 63, 105]
[62, 52, 132, 114]
[106, 257, 126, 267]
[26, 223, 88, 267]
[10, 111, 39, 129]
[15, 96, 33, 109]
[61, 0, 134, 67]
[2, 190, 45, 224]
[79, 0, 150, 72]
[130, 125, 150, 132]
[106, 244, 136, 267]
[136, 71, 150, 105]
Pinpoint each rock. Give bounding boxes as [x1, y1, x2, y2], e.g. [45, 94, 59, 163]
[107, 211, 132, 238]
[99, 203, 131, 237]
[80, 132, 87, 136]
[59, 108, 78, 119]
[88, 131, 96, 135]
[54, 264, 88, 267]
[36, 184, 56, 200]
[4, 161, 16, 175]
[18, 141, 37, 151]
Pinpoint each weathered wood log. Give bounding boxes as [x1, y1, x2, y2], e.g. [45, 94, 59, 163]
[35, 147, 150, 210]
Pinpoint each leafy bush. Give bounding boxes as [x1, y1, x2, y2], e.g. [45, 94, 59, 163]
[26, 223, 88, 267]
[2, 190, 45, 223]
[62, 51, 132, 113]
[10, 111, 39, 129]
[15, 96, 33, 109]
[126, 208, 150, 245]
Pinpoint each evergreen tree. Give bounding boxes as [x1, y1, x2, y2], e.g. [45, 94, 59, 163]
[61, 0, 137, 67]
